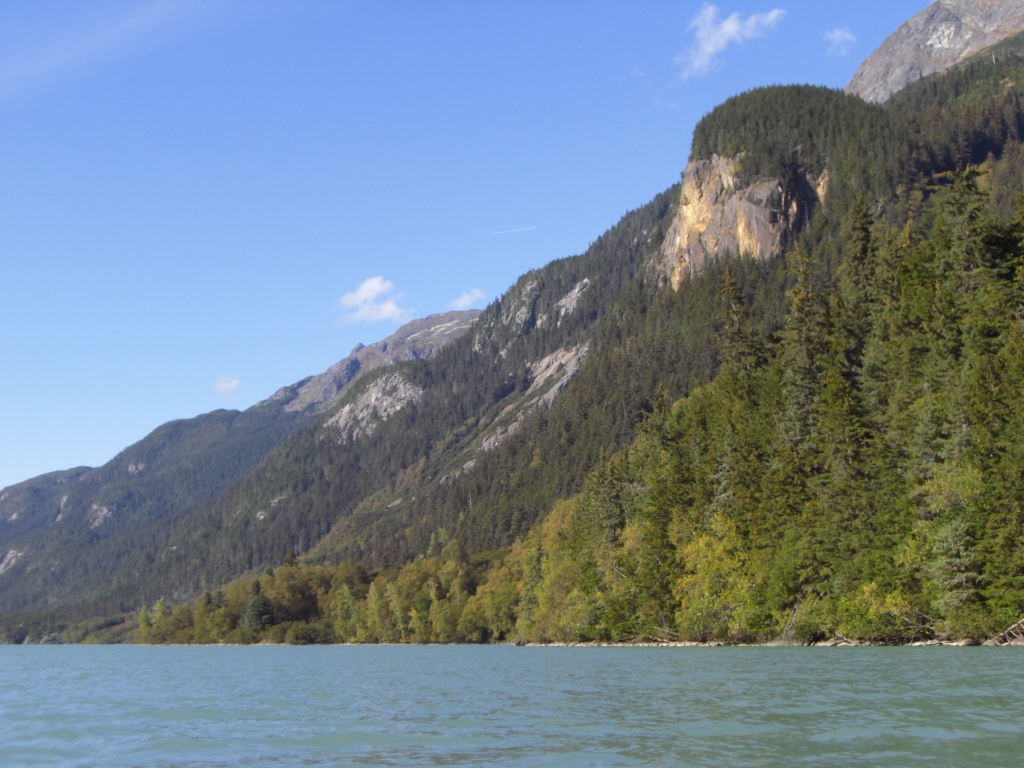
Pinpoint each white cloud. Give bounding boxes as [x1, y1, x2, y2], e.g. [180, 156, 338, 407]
[336, 276, 412, 324]
[213, 375, 240, 397]
[677, 4, 786, 79]
[825, 26, 857, 56]
[448, 289, 485, 310]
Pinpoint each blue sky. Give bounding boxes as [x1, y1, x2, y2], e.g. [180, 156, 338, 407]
[0, 0, 931, 489]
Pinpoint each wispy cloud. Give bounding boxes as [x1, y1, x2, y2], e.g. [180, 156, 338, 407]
[0, 1, 247, 103]
[448, 289, 485, 310]
[825, 26, 857, 56]
[336, 276, 412, 325]
[213, 375, 240, 397]
[677, 4, 786, 79]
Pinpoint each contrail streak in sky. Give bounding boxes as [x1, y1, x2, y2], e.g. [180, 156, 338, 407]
[474, 226, 536, 237]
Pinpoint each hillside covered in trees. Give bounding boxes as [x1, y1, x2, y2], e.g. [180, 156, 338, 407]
[135, 168, 1024, 646]
[6, 41, 1024, 645]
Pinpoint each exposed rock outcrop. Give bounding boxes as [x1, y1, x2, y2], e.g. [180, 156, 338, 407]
[525, 344, 587, 407]
[0, 549, 23, 576]
[472, 278, 543, 353]
[657, 154, 824, 289]
[501, 281, 540, 336]
[537, 279, 592, 329]
[847, 0, 1024, 103]
[326, 373, 424, 442]
[551, 279, 590, 327]
[88, 504, 113, 529]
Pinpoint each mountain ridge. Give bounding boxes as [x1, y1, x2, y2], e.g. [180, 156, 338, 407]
[268, 311, 482, 415]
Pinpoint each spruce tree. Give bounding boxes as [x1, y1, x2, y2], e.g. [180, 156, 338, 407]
[241, 582, 274, 635]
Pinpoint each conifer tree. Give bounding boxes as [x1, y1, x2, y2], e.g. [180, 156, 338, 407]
[241, 582, 273, 634]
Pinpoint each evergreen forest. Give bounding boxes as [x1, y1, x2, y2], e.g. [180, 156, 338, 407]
[8, 45, 1024, 646]
[136, 169, 1024, 646]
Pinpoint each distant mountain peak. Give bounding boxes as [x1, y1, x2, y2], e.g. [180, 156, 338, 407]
[847, 0, 1024, 103]
[274, 310, 482, 414]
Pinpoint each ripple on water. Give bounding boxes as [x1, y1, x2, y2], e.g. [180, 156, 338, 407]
[1, 645, 1022, 767]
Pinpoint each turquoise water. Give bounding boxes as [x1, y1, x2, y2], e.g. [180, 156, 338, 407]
[1, 646, 1022, 767]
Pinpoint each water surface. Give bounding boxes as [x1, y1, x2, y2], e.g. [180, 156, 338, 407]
[1, 645, 1021, 766]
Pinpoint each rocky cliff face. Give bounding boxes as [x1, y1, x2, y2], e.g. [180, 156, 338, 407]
[847, 0, 1024, 103]
[656, 154, 825, 289]
[264, 310, 481, 414]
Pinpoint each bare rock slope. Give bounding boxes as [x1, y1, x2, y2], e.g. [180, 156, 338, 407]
[847, 0, 1024, 103]
[326, 373, 425, 442]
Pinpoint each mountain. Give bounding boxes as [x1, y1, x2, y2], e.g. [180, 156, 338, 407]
[67, 87, 924, 613]
[0, 311, 479, 614]
[847, 0, 1024, 103]
[122, 33, 1024, 647]
[9, 2, 1024, 644]
[125, 52, 1024, 647]
[11, 66, 1020, 620]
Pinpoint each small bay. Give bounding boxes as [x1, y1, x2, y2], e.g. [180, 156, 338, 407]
[1, 646, 1022, 767]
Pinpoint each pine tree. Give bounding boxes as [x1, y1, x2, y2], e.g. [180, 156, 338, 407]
[720, 267, 768, 374]
[241, 582, 274, 635]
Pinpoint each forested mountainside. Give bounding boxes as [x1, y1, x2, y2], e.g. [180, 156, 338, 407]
[0, 402, 315, 615]
[8, 27, 1024, 643]
[102, 185, 686, 613]
[116, 43, 1024, 648]
[101, 84, 950, 614]
[2, 177, 686, 623]
[135, 170, 1024, 648]
[0, 312, 479, 616]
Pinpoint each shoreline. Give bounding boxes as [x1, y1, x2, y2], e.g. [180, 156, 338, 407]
[5, 640, 1018, 647]
[57, 637, 1018, 647]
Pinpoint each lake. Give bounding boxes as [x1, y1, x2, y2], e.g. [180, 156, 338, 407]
[1, 645, 1021, 766]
